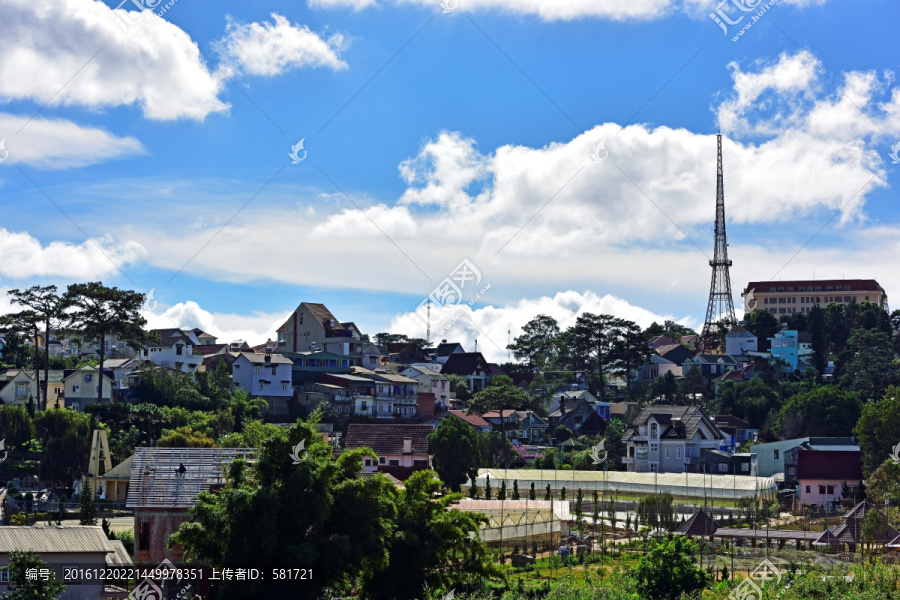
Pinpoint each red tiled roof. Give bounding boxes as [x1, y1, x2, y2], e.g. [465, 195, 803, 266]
[482, 409, 518, 418]
[449, 410, 490, 428]
[796, 449, 862, 481]
[743, 279, 883, 294]
[345, 424, 434, 456]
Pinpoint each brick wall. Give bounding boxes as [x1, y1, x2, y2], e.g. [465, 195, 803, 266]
[135, 508, 190, 565]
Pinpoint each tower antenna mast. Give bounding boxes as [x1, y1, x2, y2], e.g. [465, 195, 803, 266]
[700, 134, 736, 351]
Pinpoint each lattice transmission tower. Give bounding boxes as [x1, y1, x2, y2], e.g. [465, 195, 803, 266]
[699, 134, 736, 351]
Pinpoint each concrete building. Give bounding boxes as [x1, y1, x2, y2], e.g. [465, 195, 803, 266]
[725, 325, 757, 356]
[743, 279, 886, 316]
[0, 369, 37, 406]
[0, 527, 132, 600]
[231, 351, 294, 415]
[127, 447, 255, 565]
[795, 449, 863, 510]
[275, 302, 364, 365]
[400, 365, 452, 409]
[768, 325, 800, 371]
[62, 366, 115, 411]
[138, 328, 203, 373]
[346, 424, 434, 480]
[623, 405, 727, 474]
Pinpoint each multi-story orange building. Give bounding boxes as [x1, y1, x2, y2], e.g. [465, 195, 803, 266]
[743, 279, 885, 316]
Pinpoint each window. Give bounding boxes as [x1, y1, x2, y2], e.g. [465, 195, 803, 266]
[15, 383, 27, 397]
[741, 463, 750, 472]
[389, 459, 400, 466]
[806, 486, 811, 493]
[379, 457, 385, 464]
[139, 521, 150, 550]
[717, 463, 728, 473]
[255, 366, 261, 374]
[774, 450, 779, 459]
[364, 458, 372, 466]
[826, 485, 835, 495]
[277, 332, 286, 344]
[788, 466, 796, 475]
[818, 485, 826, 494]
[0, 567, 8, 583]
[665, 448, 670, 459]
[676, 447, 681, 458]
[73, 385, 80, 393]
[234, 364, 240, 369]
[650, 443, 658, 452]
[787, 286, 794, 292]
[650, 423, 658, 438]
[282, 382, 289, 391]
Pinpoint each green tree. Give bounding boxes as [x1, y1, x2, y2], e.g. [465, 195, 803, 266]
[170, 421, 399, 599]
[854, 386, 900, 475]
[544, 483, 551, 501]
[64, 282, 154, 406]
[744, 309, 779, 352]
[630, 536, 711, 600]
[498, 480, 507, 500]
[680, 365, 706, 401]
[574, 488, 584, 529]
[0, 405, 35, 446]
[643, 320, 697, 343]
[866, 459, 900, 505]
[7, 286, 69, 410]
[485, 474, 492, 500]
[444, 373, 472, 404]
[508, 314, 560, 370]
[838, 329, 897, 402]
[4, 552, 66, 600]
[0, 310, 42, 400]
[157, 426, 217, 448]
[466, 378, 532, 417]
[362, 471, 498, 599]
[776, 385, 861, 438]
[512, 479, 520, 500]
[79, 476, 98, 526]
[611, 318, 651, 397]
[807, 305, 828, 379]
[41, 432, 91, 484]
[428, 417, 480, 492]
[529, 482, 536, 500]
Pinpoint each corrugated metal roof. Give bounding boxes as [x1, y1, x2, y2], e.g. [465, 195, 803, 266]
[127, 447, 255, 508]
[0, 526, 121, 555]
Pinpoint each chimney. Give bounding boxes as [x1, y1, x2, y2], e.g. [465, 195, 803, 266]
[441, 339, 447, 344]
[402, 437, 412, 454]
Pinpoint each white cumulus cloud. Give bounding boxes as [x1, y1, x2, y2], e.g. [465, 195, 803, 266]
[0, 0, 228, 121]
[0, 229, 147, 280]
[0, 113, 144, 169]
[215, 13, 348, 77]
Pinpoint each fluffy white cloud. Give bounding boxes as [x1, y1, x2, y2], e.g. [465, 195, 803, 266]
[215, 13, 347, 77]
[0, 0, 228, 120]
[143, 300, 289, 346]
[0, 113, 144, 169]
[0, 229, 147, 280]
[88, 51, 900, 314]
[389, 290, 692, 363]
[311, 0, 830, 21]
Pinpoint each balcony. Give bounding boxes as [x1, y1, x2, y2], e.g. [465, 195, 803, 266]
[635, 451, 649, 461]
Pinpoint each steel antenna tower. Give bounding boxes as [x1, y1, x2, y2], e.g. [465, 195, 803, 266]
[700, 134, 736, 351]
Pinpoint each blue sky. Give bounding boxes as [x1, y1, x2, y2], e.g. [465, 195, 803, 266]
[1, 0, 898, 361]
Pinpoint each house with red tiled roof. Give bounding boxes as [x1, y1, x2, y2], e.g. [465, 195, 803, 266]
[345, 424, 434, 480]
